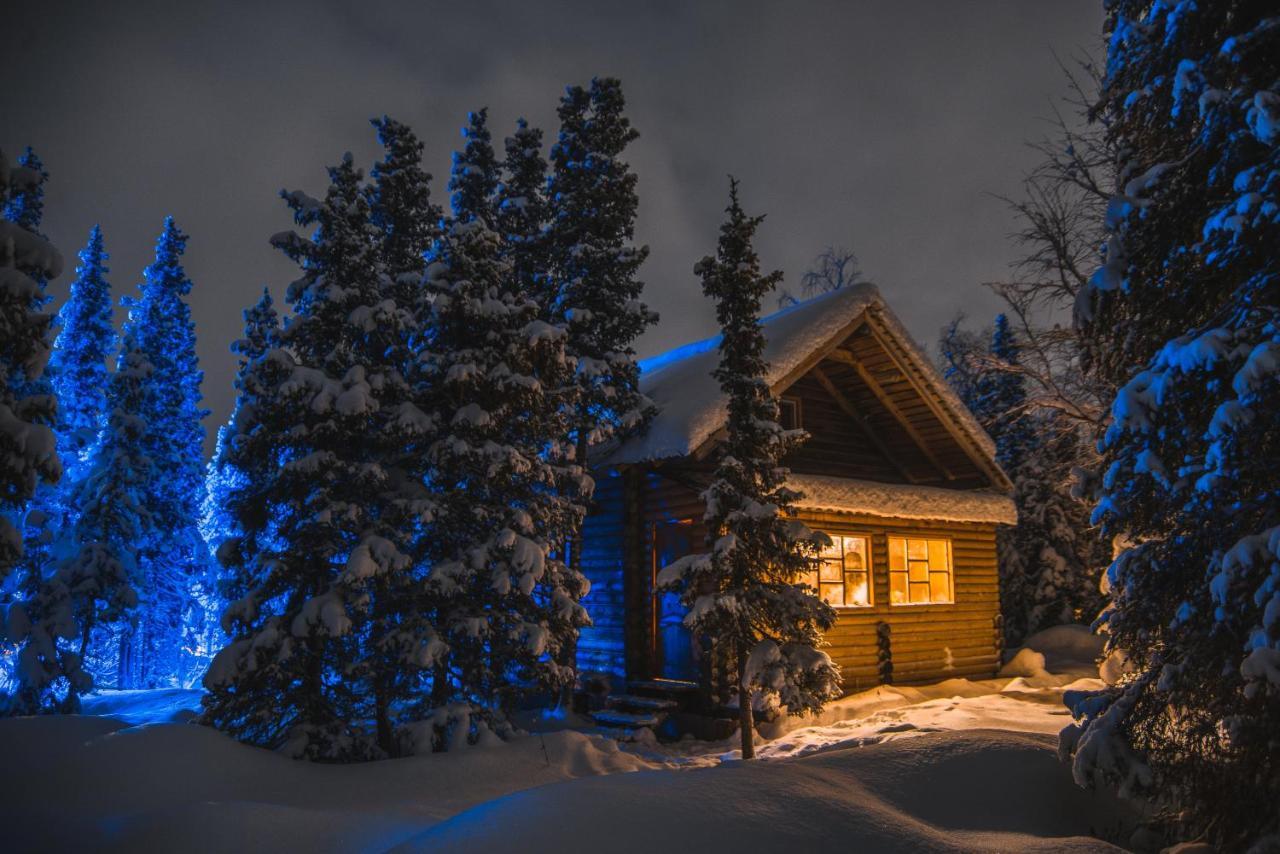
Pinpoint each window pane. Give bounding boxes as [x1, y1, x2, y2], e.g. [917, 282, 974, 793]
[819, 535, 841, 560]
[888, 537, 905, 571]
[798, 570, 818, 591]
[929, 572, 951, 603]
[909, 581, 930, 604]
[928, 539, 949, 570]
[842, 537, 867, 568]
[889, 571, 908, 604]
[907, 538, 929, 561]
[908, 559, 928, 583]
[820, 583, 845, 606]
[845, 572, 870, 606]
[819, 559, 843, 582]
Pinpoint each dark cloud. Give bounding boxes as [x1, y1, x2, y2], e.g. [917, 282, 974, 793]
[3, 0, 1102, 453]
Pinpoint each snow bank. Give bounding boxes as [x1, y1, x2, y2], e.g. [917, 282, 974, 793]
[601, 284, 999, 468]
[1017, 625, 1105, 676]
[399, 731, 1134, 853]
[788, 474, 1017, 525]
[0, 719, 650, 853]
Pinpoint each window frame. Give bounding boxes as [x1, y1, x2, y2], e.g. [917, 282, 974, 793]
[887, 535, 955, 606]
[778, 395, 803, 431]
[800, 531, 873, 609]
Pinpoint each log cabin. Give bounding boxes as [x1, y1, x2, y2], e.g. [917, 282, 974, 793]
[577, 283, 1016, 718]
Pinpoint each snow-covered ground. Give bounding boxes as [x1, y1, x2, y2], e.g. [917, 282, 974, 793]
[0, 626, 1138, 852]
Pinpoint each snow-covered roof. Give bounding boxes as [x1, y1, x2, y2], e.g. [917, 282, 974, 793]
[600, 284, 1001, 479]
[787, 474, 1017, 526]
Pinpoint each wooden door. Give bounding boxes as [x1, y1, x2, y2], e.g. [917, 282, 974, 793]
[651, 519, 698, 681]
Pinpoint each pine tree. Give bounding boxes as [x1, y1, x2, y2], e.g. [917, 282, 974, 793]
[449, 109, 500, 227]
[657, 180, 839, 760]
[49, 226, 116, 485]
[10, 328, 156, 711]
[1063, 4, 1280, 846]
[547, 78, 657, 465]
[207, 140, 437, 759]
[414, 119, 589, 747]
[497, 118, 549, 299]
[0, 146, 64, 707]
[121, 218, 209, 688]
[195, 289, 280, 684]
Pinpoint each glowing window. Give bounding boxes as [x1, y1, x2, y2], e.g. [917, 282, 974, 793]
[798, 534, 871, 607]
[888, 536, 953, 605]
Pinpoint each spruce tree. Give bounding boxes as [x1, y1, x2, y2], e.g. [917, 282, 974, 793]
[449, 109, 500, 227]
[547, 78, 656, 463]
[0, 146, 63, 708]
[119, 218, 208, 688]
[5, 148, 61, 582]
[657, 180, 839, 760]
[11, 328, 156, 711]
[415, 119, 588, 746]
[207, 139, 437, 758]
[49, 226, 116, 485]
[497, 118, 549, 298]
[1063, 4, 1280, 846]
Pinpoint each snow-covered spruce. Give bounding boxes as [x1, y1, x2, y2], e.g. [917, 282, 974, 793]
[1062, 4, 1280, 848]
[206, 127, 439, 760]
[0, 146, 63, 708]
[195, 289, 281, 684]
[7, 328, 157, 714]
[49, 226, 116, 486]
[545, 77, 657, 476]
[497, 117, 550, 302]
[411, 113, 589, 748]
[656, 180, 840, 760]
[115, 219, 209, 690]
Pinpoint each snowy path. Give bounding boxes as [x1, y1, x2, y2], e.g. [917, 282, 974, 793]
[0, 630, 1135, 852]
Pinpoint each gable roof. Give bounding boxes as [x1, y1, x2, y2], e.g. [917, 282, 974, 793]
[599, 283, 1009, 491]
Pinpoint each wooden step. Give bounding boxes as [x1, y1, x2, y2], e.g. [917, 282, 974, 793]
[628, 678, 700, 695]
[590, 709, 666, 729]
[607, 694, 679, 712]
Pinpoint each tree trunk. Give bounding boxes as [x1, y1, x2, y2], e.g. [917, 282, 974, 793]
[737, 642, 755, 760]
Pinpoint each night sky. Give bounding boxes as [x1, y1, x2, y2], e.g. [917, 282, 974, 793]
[4, 1, 1102, 454]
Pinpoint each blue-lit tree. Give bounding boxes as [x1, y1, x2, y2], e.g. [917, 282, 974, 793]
[195, 288, 280, 685]
[1062, 3, 1280, 846]
[656, 180, 839, 760]
[11, 328, 156, 712]
[119, 218, 209, 688]
[0, 146, 63, 707]
[49, 226, 116, 485]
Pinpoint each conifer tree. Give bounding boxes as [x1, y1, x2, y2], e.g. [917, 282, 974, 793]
[201, 288, 279, 560]
[497, 118, 549, 298]
[415, 118, 589, 747]
[49, 226, 115, 485]
[1063, 4, 1280, 846]
[449, 109, 500, 227]
[9, 328, 155, 711]
[547, 78, 657, 471]
[657, 180, 839, 760]
[119, 218, 208, 688]
[207, 139, 437, 758]
[0, 146, 63, 706]
[194, 289, 281, 683]
[5, 149, 61, 580]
